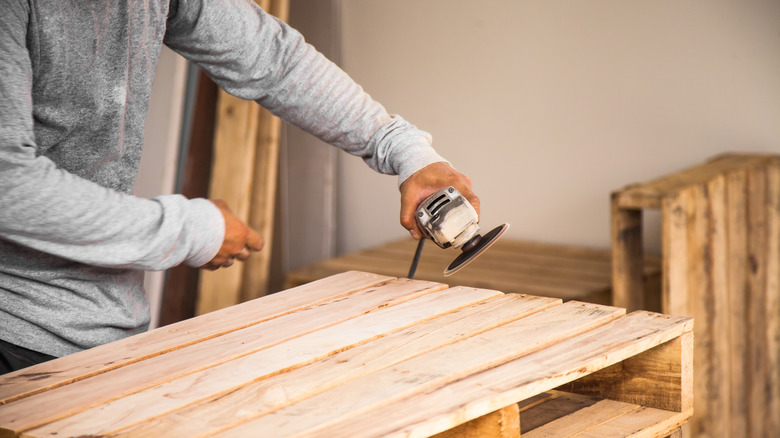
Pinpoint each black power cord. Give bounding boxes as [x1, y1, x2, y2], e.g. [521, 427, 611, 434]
[407, 238, 426, 279]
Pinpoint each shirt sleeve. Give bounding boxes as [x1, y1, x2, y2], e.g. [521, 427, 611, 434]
[0, 0, 224, 270]
[164, 0, 447, 184]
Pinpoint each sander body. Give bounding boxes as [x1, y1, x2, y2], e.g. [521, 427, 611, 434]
[415, 186, 509, 276]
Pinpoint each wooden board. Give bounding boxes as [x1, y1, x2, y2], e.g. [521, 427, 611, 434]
[0, 272, 693, 438]
[287, 237, 662, 304]
[0, 271, 390, 404]
[300, 311, 692, 438]
[196, 0, 290, 314]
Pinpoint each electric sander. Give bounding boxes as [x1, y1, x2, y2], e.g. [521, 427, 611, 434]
[410, 186, 509, 277]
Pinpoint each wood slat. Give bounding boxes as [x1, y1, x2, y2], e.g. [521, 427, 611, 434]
[611, 204, 644, 311]
[746, 165, 768, 438]
[522, 398, 641, 437]
[613, 154, 775, 209]
[660, 189, 691, 317]
[208, 301, 626, 437]
[105, 294, 558, 438]
[0, 271, 391, 405]
[304, 311, 692, 438]
[26, 287, 505, 438]
[765, 159, 780, 434]
[684, 183, 718, 438]
[574, 407, 688, 438]
[725, 169, 749, 438]
[0, 277, 447, 436]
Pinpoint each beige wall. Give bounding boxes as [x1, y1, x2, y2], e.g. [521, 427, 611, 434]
[335, 0, 780, 255]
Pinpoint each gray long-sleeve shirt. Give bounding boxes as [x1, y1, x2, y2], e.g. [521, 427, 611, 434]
[0, 0, 445, 357]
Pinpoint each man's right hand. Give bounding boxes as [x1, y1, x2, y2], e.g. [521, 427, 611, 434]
[200, 200, 264, 270]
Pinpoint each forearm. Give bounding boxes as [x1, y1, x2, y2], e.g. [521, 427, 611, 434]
[164, 0, 447, 183]
[0, 155, 223, 270]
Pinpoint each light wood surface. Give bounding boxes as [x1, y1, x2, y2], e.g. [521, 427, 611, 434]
[0, 271, 692, 438]
[612, 153, 780, 437]
[287, 237, 662, 306]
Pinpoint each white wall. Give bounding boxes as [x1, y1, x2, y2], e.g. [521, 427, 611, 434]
[336, 0, 780, 256]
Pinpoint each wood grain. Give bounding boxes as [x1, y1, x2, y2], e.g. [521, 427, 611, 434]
[105, 294, 557, 438]
[1, 277, 447, 435]
[28, 287, 506, 438]
[207, 301, 626, 437]
[0, 271, 390, 404]
[303, 311, 692, 438]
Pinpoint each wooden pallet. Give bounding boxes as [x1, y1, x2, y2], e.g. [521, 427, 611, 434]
[0, 272, 691, 438]
[612, 153, 780, 437]
[286, 238, 662, 306]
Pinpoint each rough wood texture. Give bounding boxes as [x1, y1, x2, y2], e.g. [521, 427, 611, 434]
[195, 0, 289, 315]
[0, 272, 692, 438]
[611, 153, 780, 437]
[288, 237, 662, 306]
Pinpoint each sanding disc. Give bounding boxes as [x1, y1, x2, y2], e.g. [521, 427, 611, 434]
[444, 223, 510, 276]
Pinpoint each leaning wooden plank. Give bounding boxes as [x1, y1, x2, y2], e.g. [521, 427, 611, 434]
[310, 311, 692, 438]
[0, 271, 391, 404]
[196, 92, 260, 315]
[105, 294, 559, 438]
[574, 407, 689, 438]
[240, 109, 282, 301]
[209, 301, 625, 437]
[725, 169, 749, 437]
[0, 277, 446, 436]
[521, 398, 640, 438]
[746, 165, 768, 438]
[25, 287, 503, 438]
[196, 0, 290, 313]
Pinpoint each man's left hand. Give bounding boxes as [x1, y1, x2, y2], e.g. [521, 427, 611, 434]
[399, 162, 480, 240]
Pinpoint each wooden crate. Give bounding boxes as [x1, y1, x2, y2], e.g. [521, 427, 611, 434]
[286, 238, 662, 307]
[0, 272, 691, 437]
[612, 153, 780, 437]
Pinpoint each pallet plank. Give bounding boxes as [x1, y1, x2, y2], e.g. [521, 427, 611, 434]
[575, 407, 689, 438]
[725, 169, 749, 437]
[522, 398, 641, 438]
[303, 311, 692, 438]
[0, 271, 391, 404]
[746, 165, 768, 438]
[209, 301, 626, 437]
[765, 159, 780, 433]
[104, 294, 557, 438]
[0, 278, 446, 435]
[27, 287, 505, 438]
[611, 204, 644, 311]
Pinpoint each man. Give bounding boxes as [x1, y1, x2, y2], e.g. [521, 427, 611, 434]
[0, 0, 479, 374]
